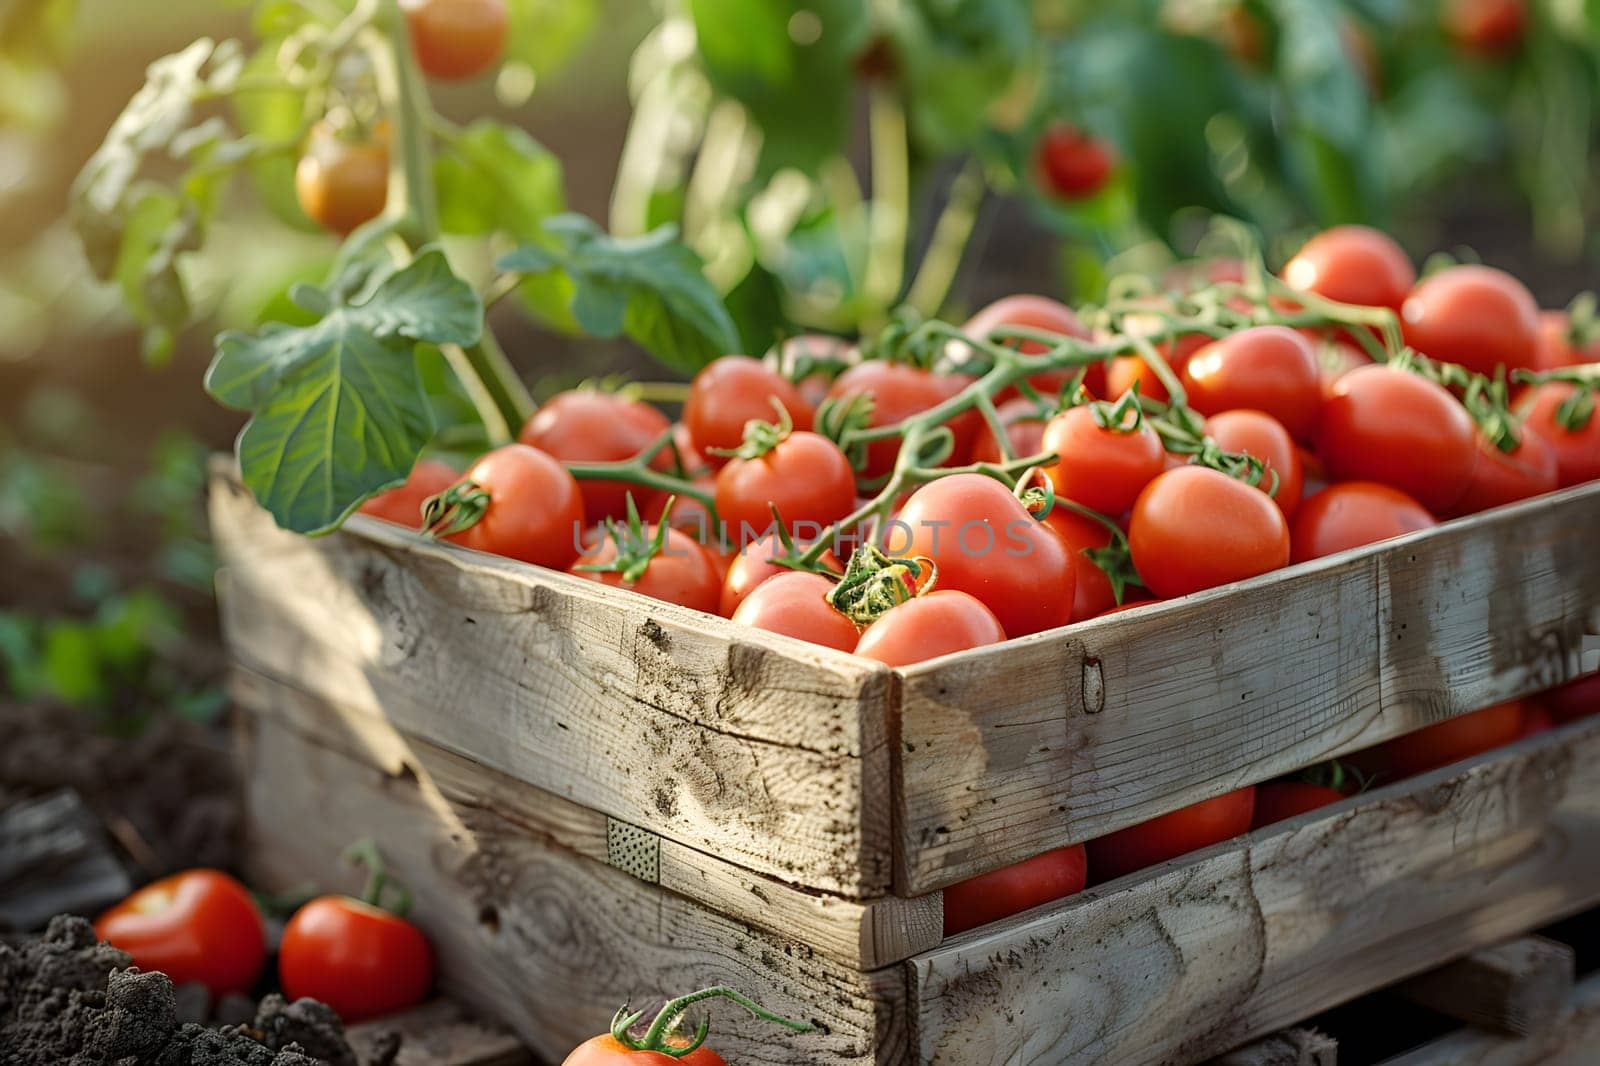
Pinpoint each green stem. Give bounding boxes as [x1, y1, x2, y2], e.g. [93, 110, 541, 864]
[905, 160, 987, 317]
[861, 86, 910, 334]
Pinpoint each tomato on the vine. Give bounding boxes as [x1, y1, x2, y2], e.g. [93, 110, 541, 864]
[1315, 364, 1478, 513]
[684, 355, 814, 460]
[1105, 314, 1212, 404]
[961, 294, 1102, 399]
[1086, 787, 1256, 884]
[972, 397, 1049, 466]
[571, 521, 722, 614]
[519, 390, 673, 523]
[1290, 481, 1435, 563]
[1040, 507, 1121, 621]
[295, 121, 388, 236]
[1450, 430, 1559, 515]
[435, 444, 586, 569]
[359, 459, 459, 527]
[1355, 701, 1526, 781]
[1203, 410, 1304, 518]
[1035, 123, 1116, 200]
[1401, 265, 1541, 376]
[401, 0, 508, 81]
[280, 895, 433, 1022]
[1250, 781, 1345, 829]
[1128, 466, 1289, 599]
[1442, 0, 1526, 55]
[714, 430, 856, 541]
[826, 361, 979, 479]
[853, 589, 1006, 667]
[95, 870, 266, 997]
[720, 533, 841, 618]
[1281, 226, 1415, 312]
[1180, 326, 1322, 440]
[941, 845, 1087, 936]
[892, 473, 1075, 638]
[730, 571, 859, 653]
[1040, 403, 1166, 516]
[1516, 382, 1600, 487]
[1535, 310, 1600, 370]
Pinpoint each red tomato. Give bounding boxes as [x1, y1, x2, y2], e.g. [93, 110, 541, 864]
[1442, 0, 1526, 54]
[826, 362, 979, 480]
[714, 432, 856, 540]
[1204, 409, 1304, 518]
[1316, 339, 1375, 401]
[892, 474, 1075, 638]
[961, 295, 1102, 399]
[1401, 265, 1540, 376]
[1519, 703, 1554, 738]
[442, 444, 586, 569]
[280, 896, 433, 1022]
[1516, 382, 1600, 487]
[1250, 782, 1345, 829]
[684, 355, 814, 460]
[1315, 365, 1478, 513]
[1040, 404, 1166, 516]
[1180, 326, 1322, 440]
[359, 459, 458, 527]
[564, 1035, 724, 1066]
[1281, 226, 1415, 311]
[1040, 507, 1118, 621]
[1086, 788, 1257, 884]
[401, 0, 508, 80]
[853, 590, 1006, 667]
[1358, 701, 1527, 780]
[519, 391, 673, 523]
[1535, 310, 1600, 370]
[1106, 320, 1211, 403]
[942, 845, 1087, 936]
[730, 571, 859, 653]
[1450, 430, 1559, 515]
[1035, 124, 1117, 200]
[972, 397, 1049, 466]
[1545, 673, 1600, 724]
[295, 121, 388, 236]
[720, 533, 841, 617]
[641, 476, 718, 541]
[1290, 481, 1436, 563]
[571, 525, 722, 614]
[95, 870, 265, 997]
[1129, 467, 1290, 598]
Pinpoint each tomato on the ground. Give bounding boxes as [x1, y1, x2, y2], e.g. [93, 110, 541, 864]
[295, 121, 388, 236]
[439, 444, 585, 568]
[1315, 364, 1478, 512]
[826, 362, 979, 479]
[730, 571, 859, 653]
[1400, 265, 1541, 376]
[942, 845, 1088, 936]
[1041, 404, 1166, 516]
[519, 391, 673, 523]
[853, 590, 1006, 667]
[279, 895, 433, 1023]
[1035, 124, 1117, 200]
[1355, 701, 1526, 781]
[359, 459, 459, 528]
[961, 295, 1102, 399]
[1203, 409, 1304, 518]
[714, 431, 856, 540]
[570, 525, 722, 614]
[401, 0, 508, 80]
[1086, 787, 1256, 884]
[1281, 226, 1415, 311]
[720, 533, 841, 617]
[1180, 326, 1322, 440]
[1290, 481, 1436, 563]
[1128, 466, 1290, 599]
[1450, 430, 1559, 515]
[1250, 782, 1345, 829]
[1516, 382, 1600, 487]
[95, 870, 266, 997]
[683, 355, 814, 460]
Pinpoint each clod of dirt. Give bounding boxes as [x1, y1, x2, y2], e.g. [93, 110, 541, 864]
[247, 995, 359, 1066]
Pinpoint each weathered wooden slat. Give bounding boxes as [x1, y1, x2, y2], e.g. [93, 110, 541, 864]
[906, 714, 1600, 1066]
[209, 466, 894, 898]
[1381, 972, 1600, 1066]
[238, 712, 912, 1066]
[896, 482, 1600, 893]
[345, 999, 532, 1066]
[1208, 1028, 1338, 1066]
[229, 667, 942, 970]
[1394, 936, 1575, 1036]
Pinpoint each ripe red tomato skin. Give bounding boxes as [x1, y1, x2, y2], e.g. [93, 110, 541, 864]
[1535, 310, 1600, 370]
[445, 445, 586, 570]
[1180, 326, 1322, 440]
[1128, 467, 1290, 600]
[1035, 123, 1116, 200]
[1545, 674, 1600, 724]
[359, 459, 458, 527]
[731, 571, 859, 653]
[713, 432, 856, 540]
[1105, 326, 1210, 404]
[684, 356, 814, 461]
[942, 845, 1087, 937]
[1449, 431, 1559, 515]
[1250, 782, 1345, 829]
[295, 122, 388, 236]
[1041, 405, 1166, 516]
[1290, 481, 1436, 564]
[1086, 788, 1256, 884]
[1040, 507, 1117, 621]
[1281, 226, 1415, 311]
[1442, 0, 1526, 54]
[570, 525, 721, 614]
[563, 1034, 726, 1066]
[401, 0, 508, 80]
[518, 391, 673, 523]
[892, 474, 1076, 638]
[853, 590, 1006, 667]
[1520, 703, 1554, 738]
[1516, 382, 1600, 487]
[1357, 701, 1526, 781]
[1401, 265, 1541, 376]
[971, 398, 1047, 466]
[1315, 365, 1478, 513]
[826, 362, 979, 479]
[95, 870, 266, 997]
[1204, 410, 1304, 519]
[720, 534, 841, 618]
[961, 295, 1102, 399]
[279, 896, 433, 1023]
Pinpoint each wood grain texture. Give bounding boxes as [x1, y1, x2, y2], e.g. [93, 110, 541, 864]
[907, 714, 1600, 1066]
[1382, 972, 1600, 1066]
[1394, 936, 1575, 1036]
[229, 667, 942, 971]
[209, 466, 893, 897]
[238, 712, 912, 1066]
[1208, 1028, 1337, 1066]
[897, 482, 1600, 892]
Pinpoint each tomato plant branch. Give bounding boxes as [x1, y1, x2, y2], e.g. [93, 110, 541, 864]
[905, 159, 987, 317]
[564, 428, 721, 525]
[861, 85, 910, 334]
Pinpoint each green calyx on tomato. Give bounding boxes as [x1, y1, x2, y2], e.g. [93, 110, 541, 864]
[604, 986, 813, 1060]
[825, 543, 928, 626]
[711, 399, 795, 462]
[421, 479, 493, 539]
[574, 495, 678, 586]
[1055, 500, 1145, 607]
[344, 837, 414, 916]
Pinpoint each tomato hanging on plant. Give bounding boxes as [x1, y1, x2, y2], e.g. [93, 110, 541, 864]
[295, 121, 389, 236]
[95, 869, 266, 997]
[1035, 123, 1116, 201]
[401, 0, 509, 81]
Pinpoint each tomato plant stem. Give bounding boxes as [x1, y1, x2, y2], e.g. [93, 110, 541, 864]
[862, 86, 910, 334]
[905, 159, 987, 317]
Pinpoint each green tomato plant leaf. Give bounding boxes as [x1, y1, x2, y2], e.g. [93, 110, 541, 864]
[500, 214, 738, 375]
[504, 0, 600, 77]
[889, 0, 1037, 154]
[205, 248, 482, 535]
[435, 119, 566, 238]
